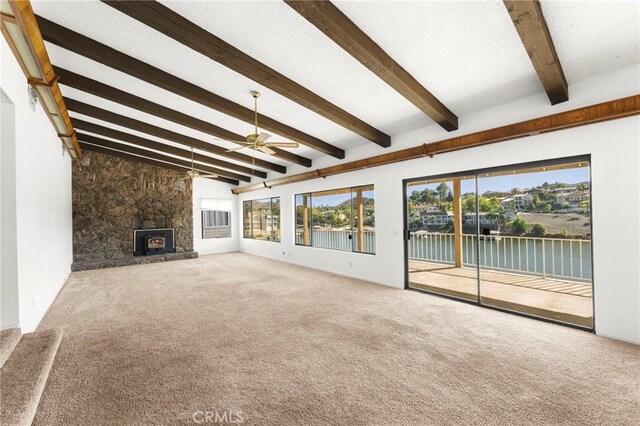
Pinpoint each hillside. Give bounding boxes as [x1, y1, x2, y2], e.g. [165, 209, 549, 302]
[514, 213, 590, 237]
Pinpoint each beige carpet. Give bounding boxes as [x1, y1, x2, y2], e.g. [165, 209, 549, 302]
[0, 327, 22, 368]
[32, 253, 639, 425]
[1, 328, 63, 425]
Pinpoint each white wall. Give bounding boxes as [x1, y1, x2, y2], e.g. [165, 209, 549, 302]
[1, 88, 19, 330]
[238, 65, 640, 344]
[192, 178, 239, 255]
[1, 38, 73, 332]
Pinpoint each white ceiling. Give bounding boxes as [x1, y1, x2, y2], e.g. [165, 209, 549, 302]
[31, 0, 640, 177]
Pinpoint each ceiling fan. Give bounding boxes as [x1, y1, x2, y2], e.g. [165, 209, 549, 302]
[180, 147, 218, 180]
[225, 91, 299, 155]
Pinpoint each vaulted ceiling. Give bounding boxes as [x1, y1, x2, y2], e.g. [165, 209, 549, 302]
[30, 0, 640, 186]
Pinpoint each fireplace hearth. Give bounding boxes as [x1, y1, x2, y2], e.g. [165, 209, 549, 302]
[134, 228, 175, 256]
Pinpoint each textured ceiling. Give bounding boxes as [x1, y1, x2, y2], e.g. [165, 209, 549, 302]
[540, 0, 640, 84]
[30, 0, 640, 178]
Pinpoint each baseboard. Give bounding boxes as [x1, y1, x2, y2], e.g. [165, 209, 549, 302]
[595, 331, 640, 345]
[0, 323, 20, 331]
[196, 247, 241, 256]
[240, 250, 403, 290]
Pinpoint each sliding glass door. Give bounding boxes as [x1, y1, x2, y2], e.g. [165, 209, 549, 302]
[405, 157, 593, 329]
[406, 175, 477, 301]
[476, 161, 593, 327]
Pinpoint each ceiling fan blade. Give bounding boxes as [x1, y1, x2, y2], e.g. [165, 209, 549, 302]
[265, 142, 299, 148]
[198, 174, 219, 179]
[256, 132, 271, 143]
[225, 146, 247, 152]
[258, 146, 276, 155]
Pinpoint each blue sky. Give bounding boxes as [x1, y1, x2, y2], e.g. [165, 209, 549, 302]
[297, 167, 590, 206]
[300, 190, 374, 208]
[407, 166, 590, 196]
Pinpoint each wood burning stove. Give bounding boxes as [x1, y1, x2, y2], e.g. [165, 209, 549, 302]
[145, 235, 166, 255]
[133, 228, 175, 256]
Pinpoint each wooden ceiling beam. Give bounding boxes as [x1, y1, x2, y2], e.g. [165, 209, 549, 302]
[232, 95, 640, 193]
[101, 0, 391, 147]
[54, 67, 312, 168]
[77, 133, 240, 185]
[72, 119, 258, 181]
[65, 97, 285, 175]
[285, 0, 458, 132]
[504, 0, 568, 105]
[79, 142, 238, 185]
[36, 16, 344, 159]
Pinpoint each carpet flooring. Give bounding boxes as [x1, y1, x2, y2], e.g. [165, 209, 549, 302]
[1, 328, 62, 425]
[0, 328, 22, 368]
[32, 253, 639, 425]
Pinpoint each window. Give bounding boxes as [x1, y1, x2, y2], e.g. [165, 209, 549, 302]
[201, 199, 232, 239]
[243, 197, 280, 242]
[295, 185, 374, 254]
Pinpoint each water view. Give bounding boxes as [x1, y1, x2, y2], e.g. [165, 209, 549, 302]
[406, 160, 593, 328]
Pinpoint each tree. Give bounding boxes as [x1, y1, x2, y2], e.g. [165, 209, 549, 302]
[410, 190, 422, 204]
[441, 220, 454, 233]
[446, 189, 453, 202]
[489, 196, 501, 209]
[423, 189, 437, 204]
[462, 195, 476, 215]
[478, 196, 492, 212]
[530, 223, 546, 237]
[436, 182, 449, 202]
[487, 205, 507, 228]
[409, 218, 423, 232]
[532, 194, 541, 209]
[438, 201, 453, 213]
[577, 183, 587, 191]
[512, 217, 528, 235]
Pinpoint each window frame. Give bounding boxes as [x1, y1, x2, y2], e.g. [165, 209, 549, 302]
[201, 209, 231, 239]
[295, 184, 375, 254]
[242, 196, 281, 242]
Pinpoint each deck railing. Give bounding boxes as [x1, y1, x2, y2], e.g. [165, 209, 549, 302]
[294, 228, 590, 282]
[408, 232, 591, 282]
[296, 228, 376, 253]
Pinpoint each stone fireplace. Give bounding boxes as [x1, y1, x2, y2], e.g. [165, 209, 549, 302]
[71, 151, 197, 270]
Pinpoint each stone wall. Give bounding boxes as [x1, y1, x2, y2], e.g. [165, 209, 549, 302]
[72, 151, 193, 261]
